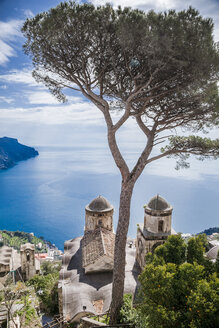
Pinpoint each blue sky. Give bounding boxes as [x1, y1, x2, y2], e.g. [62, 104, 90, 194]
[0, 0, 219, 182]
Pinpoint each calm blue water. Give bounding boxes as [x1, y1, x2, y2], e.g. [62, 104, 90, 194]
[0, 146, 218, 250]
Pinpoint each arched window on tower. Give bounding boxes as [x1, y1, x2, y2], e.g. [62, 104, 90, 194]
[26, 252, 30, 262]
[158, 220, 164, 232]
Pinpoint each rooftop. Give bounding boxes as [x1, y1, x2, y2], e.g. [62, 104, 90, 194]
[59, 236, 139, 322]
[82, 228, 115, 268]
[206, 245, 219, 260]
[146, 195, 172, 211]
[86, 196, 113, 213]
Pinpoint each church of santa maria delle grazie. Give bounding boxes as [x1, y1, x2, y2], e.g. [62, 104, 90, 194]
[58, 194, 174, 322]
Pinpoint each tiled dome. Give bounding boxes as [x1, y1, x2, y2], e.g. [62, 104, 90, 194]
[147, 195, 170, 211]
[86, 196, 113, 212]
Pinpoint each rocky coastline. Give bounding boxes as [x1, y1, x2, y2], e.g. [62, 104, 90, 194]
[0, 137, 38, 170]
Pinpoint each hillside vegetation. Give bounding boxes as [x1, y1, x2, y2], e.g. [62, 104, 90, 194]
[0, 230, 51, 253]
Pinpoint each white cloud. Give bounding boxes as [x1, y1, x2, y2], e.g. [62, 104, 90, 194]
[0, 96, 14, 104]
[0, 68, 43, 87]
[0, 85, 8, 89]
[0, 40, 15, 65]
[24, 91, 84, 105]
[0, 101, 104, 125]
[23, 9, 34, 18]
[26, 91, 61, 105]
[0, 19, 23, 65]
[91, 0, 176, 10]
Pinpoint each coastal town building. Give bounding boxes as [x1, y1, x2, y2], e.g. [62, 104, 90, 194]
[0, 243, 40, 281]
[0, 246, 20, 276]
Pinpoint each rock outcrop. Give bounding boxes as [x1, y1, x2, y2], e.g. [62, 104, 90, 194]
[0, 137, 38, 170]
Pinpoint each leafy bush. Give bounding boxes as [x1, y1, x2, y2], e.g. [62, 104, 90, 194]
[27, 273, 59, 314]
[119, 294, 148, 327]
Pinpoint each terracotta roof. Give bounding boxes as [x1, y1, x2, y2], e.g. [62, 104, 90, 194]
[82, 228, 115, 268]
[35, 253, 49, 259]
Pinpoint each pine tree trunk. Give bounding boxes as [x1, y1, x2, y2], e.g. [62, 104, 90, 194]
[109, 179, 134, 324]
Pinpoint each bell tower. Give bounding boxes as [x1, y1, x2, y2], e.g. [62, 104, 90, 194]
[136, 195, 173, 270]
[20, 243, 36, 280]
[85, 196, 114, 232]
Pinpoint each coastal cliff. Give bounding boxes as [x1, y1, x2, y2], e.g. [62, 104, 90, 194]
[0, 137, 38, 170]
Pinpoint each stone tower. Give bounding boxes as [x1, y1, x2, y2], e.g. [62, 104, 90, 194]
[82, 196, 115, 273]
[144, 195, 172, 234]
[85, 196, 114, 232]
[136, 195, 173, 270]
[20, 243, 36, 280]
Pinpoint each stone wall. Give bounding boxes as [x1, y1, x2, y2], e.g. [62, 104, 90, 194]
[85, 209, 113, 232]
[144, 212, 172, 234]
[136, 228, 166, 270]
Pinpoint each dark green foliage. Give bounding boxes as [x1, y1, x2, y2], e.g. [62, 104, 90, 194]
[186, 276, 219, 328]
[216, 251, 219, 276]
[22, 3, 219, 148]
[161, 137, 219, 169]
[154, 234, 186, 265]
[136, 234, 219, 327]
[119, 294, 136, 324]
[187, 234, 207, 265]
[138, 263, 219, 328]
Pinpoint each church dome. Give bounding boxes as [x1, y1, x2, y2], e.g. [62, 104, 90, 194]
[86, 196, 113, 212]
[147, 195, 170, 211]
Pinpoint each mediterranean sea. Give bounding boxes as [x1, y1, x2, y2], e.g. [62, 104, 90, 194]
[0, 145, 218, 250]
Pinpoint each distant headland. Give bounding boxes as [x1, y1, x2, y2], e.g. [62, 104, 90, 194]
[0, 137, 38, 170]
